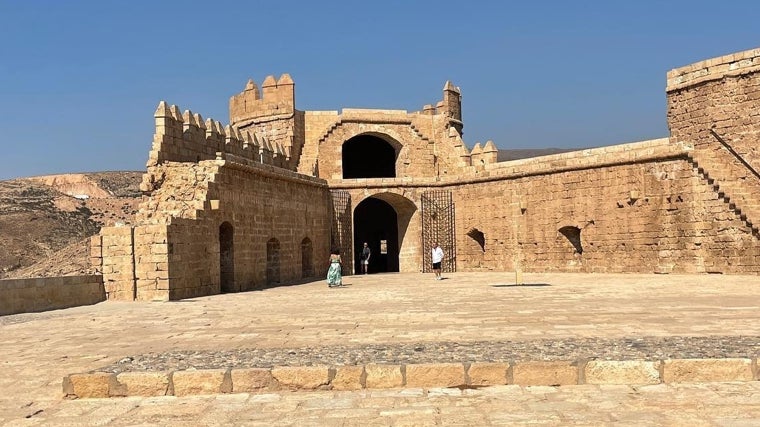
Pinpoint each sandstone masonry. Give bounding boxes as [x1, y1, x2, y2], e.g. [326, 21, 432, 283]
[95, 47, 760, 300]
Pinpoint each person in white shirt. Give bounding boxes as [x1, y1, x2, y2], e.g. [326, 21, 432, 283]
[431, 242, 444, 280]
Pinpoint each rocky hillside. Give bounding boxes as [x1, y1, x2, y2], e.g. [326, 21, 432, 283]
[0, 172, 143, 279]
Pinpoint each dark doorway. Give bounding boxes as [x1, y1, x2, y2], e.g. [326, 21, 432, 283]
[301, 237, 314, 278]
[559, 226, 583, 254]
[342, 134, 397, 178]
[266, 238, 281, 285]
[219, 222, 235, 292]
[353, 197, 399, 273]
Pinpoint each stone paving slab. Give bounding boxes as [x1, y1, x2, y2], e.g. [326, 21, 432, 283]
[5, 382, 760, 426]
[1, 271, 760, 424]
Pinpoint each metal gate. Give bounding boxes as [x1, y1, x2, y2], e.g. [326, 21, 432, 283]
[330, 190, 353, 275]
[421, 190, 456, 273]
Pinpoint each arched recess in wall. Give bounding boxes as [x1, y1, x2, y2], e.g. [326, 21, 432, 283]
[266, 238, 281, 285]
[466, 228, 486, 252]
[301, 237, 313, 278]
[558, 226, 583, 255]
[219, 222, 235, 292]
[353, 192, 417, 274]
[342, 133, 401, 179]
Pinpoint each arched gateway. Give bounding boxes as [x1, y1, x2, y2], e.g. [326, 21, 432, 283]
[352, 193, 418, 274]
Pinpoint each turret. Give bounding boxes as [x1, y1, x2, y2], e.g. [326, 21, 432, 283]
[231, 74, 296, 125]
[441, 81, 463, 135]
[443, 81, 462, 121]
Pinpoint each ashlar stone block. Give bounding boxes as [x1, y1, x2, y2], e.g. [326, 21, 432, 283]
[365, 364, 404, 389]
[271, 365, 330, 390]
[585, 360, 661, 385]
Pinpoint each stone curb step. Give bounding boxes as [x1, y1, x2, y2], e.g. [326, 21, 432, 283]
[63, 358, 760, 399]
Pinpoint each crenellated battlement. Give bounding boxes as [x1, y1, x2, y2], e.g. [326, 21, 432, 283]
[145, 101, 287, 177]
[229, 74, 295, 127]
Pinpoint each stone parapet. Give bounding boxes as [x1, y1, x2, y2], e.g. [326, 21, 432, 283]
[667, 47, 760, 92]
[0, 275, 105, 316]
[327, 138, 684, 190]
[62, 357, 760, 399]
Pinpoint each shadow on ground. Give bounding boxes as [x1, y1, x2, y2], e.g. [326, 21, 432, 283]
[491, 283, 551, 287]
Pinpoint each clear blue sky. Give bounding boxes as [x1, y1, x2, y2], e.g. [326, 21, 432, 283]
[1, 0, 759, 179]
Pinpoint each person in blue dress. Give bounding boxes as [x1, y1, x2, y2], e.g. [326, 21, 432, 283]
[326, 248, 342, 288]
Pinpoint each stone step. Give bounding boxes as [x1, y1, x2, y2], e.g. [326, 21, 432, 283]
[63, 357, 759, 399]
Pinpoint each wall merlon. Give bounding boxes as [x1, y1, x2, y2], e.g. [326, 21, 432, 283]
[262, 75, 277, 88]
[244, 79, 260, 99]
[194, 113, 205, 130]
[277, 73, 294, 85]
[169, 105, 183, 122]
[182, 110, 197, 129]
[154, 101, 171, 118]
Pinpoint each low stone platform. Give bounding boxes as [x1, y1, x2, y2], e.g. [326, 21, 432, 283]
[65, 357, 759, 399]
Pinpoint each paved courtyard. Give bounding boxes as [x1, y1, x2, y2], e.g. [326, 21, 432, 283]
[1, 272, 759, 425]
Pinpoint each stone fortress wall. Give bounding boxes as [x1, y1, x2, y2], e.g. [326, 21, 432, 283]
[94, 47, 760, 301]
[94, 101, 332, 301]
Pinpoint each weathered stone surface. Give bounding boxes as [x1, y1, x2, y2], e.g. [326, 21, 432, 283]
[663, 358, 754, 383]
[95, 46, 760, 304]
[231, 368, 274, 392]
[65, 373, 114, 398]
[115, 371, 170, 396]
[512, 361, 578, 386]
[271, 366, 330, 390]
[405, 363, 465, 388]
[365, 364, 404, 389]
[468, 362, 508, 386]
[585, 360, 661, 385]
[171, 369, 230, 396]
[331, 365, 364, 391]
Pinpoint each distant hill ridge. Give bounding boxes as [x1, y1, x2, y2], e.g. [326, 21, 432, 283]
[497, 148, 589, 162]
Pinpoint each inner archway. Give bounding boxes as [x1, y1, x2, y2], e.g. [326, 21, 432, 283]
[353, 197, 401, 274]
[342, 134, 398, 178]
[219, 222, 235, 292]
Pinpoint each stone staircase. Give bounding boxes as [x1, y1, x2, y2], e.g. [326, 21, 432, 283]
[297, 121, 345, 175]
[684, 141, 760, 238]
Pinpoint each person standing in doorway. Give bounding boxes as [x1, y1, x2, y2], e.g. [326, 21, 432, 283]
[360, 242, 371, 274]
[432, 242, 444, 280]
